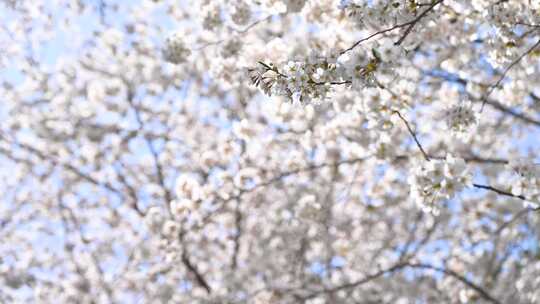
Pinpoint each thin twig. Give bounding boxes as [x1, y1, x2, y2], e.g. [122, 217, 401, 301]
[395, 0, 444, 46]
[480, 97, 540, 127]
[57, 193, 115, 302]
[494, 205, 540, 235]
[515, 21, 540, 28]
[232, 15, 273, 34]
[195, 15, 272, 51]
[481, 37, 540, 110]
[301, 261, 501, 304]
[404, 263, 502, 304]
[299, 263, 407, 299]
[126, 87, 173, 205]
[340, 0, 443, 54]
[341, 24, 407, 54]
[422, 69, 540, 127]
[181, 251, 212, 293]
[472, 183, 526, 201]
[231, 201, 242, 270]
[393, 111, 431, 161]
[125, 87, 212, 293]
[223, 155, 527, 206]
[0, 135, 126, 201]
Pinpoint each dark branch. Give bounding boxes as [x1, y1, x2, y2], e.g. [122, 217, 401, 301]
[422, 69, 540, 128]
[393, 110, 431, 161]
[495, 206, 540, 234]
[472, 183, 526, 201]
[231, 202, 243, 270]
[301, 262, 501, 304]
[395, 0, 444, 46]
[482, 37, 540, 110]
[181, 251, 212, 293]
[340, 0, 443, 54]
[404, 263, 502, 304]
[480, 98, 540, 127]
[126, 88, 173, 205]
[299, 263, 407, 300]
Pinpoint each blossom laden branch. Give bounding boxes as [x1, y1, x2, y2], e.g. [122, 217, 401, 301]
[472, 183, 526, 201]
[394, 0, 444, 46]
[422, 69, 540, 128]
[224, 153, 532, 214]
[300, 261, 501, 304]
[495, 206, 540, 235]
[126, 91, 173, 205]
[249, 45, 398, 103]
[341, 0, 444, 54]
[196, 15, 274, 51]
[404, 263, 502, 304]
[367, 111, 536, 212]
[482, 37, 540, 110]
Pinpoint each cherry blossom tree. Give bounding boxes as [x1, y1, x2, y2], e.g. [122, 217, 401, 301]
[1, 0, 539, 303]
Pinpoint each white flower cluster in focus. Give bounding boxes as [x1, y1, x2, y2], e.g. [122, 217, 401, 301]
[248, 56, 338, 104]
[409, 155, 472, 214]
[250, 40, 403, 104]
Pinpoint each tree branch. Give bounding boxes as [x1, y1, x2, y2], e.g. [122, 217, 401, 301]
[341, 0, 443, 54]
[0, 137, 126, 201]
[472, 183, 526, 201]
[482, 37, 540, 110]
[494, 206, 540, 235]
[422, 69, 540, 128]
[181, 251, 212, 293]
[126, 90, 173, 205]
[231, 201, 243, 270]
[301, 261, 501, 304]
[404, 263, 502, 304]
[298, 263, 407, 300]
[395, 0, 444, 46]
[393, 110, 431, 161]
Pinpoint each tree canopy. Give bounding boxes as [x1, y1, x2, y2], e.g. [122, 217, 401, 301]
[0, 0, 539, 303]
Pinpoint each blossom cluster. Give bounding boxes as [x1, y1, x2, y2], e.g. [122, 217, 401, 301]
[163, 31, 191, 64]
[443, 101, 477, 137]
[249, 38, 403, 104]
[507, 157, 540, 206]
[230, 1, 251, 26]
[358, 87, 400, 130]
[248, 57, 337, 104]
[409, 155, 472, 214]
[145, 174, 204, 240]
